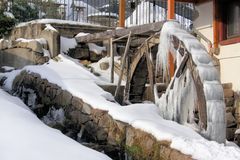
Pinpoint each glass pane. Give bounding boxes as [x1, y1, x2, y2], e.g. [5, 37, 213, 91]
[227, 2, 240, 38]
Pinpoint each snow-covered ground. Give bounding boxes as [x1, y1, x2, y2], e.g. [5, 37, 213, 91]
[0, 89, 111, 160]
[2, 54, 240, 160]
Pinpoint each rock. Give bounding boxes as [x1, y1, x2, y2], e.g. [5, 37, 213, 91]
[0, 39, 9, 50]
[226, 107, 235, 115]
[80, 60, 91, 66]
[226, 128, 236, 140]
[71, 96, 83, 110]
[96, 127, 108, 141]
[40, 27, 60, 58]
[69, 46, 89, 59]
[225, 97, 235, 106]
[226, 112, 236, 127]
[224, 89, 234, 98]
[27, 40, 43, 53]
[82, 103, 92, 114]
[100, 62, 109, 70]
[222, 83, 232, 89]
[68, 110, 91, 124]
[54, 90, 72, 106]
[89, 51, 102, 62]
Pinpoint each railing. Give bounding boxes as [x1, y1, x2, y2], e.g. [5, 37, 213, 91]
[1, 0, 194, 28]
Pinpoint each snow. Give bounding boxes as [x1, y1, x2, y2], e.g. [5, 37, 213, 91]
[126, 1, 166, 27]
[155, 21, 226, 143]
[89, 56, 122, 84]
[2, 54, 240, 159]
[44, 24, 58, 32]
[60, 36, 77, 54]
[3, 11, 15, 19]
[88, 12, 118, 18]
[236, 129, 240, 135]
[16, 19, 103, 28]
[1, 66, 15, 72]
[87, 43, 106, 55]
[42, 107, 65, 126]
[75, 32, 89, 38]
[16, 38, 47, 46]
[125, 1, 192, 28]
[0, 89, 111, 160]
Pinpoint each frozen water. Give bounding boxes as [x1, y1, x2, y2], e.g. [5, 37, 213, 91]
[156, 21, 226, 143]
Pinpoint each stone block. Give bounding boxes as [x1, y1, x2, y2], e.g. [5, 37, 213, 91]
[40, 28, 60, 58]
[82, 103, 92, 114]
[226, 128, 236, 140]
[224, 89, 234, 98]
[71, 96, 83, 110]
[54, 90, 72, 106]
[226, 112, 236, 127]
[225, 97, 235, 106]
[100, 62, 109, 70]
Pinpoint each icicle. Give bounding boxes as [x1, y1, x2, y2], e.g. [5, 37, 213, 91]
[155, 21, 226, 143]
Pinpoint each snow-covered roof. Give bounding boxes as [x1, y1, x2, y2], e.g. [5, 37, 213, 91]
[16, 19, 104, 28]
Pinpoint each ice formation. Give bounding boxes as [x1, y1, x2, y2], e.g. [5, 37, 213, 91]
[155, 21, 226, 143]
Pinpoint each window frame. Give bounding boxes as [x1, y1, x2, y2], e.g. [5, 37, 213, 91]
[219, 0, 240, 45]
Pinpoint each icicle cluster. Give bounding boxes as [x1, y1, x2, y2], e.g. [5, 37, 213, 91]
[155, 21, 226, 143]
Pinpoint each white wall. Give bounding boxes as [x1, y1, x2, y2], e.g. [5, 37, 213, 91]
[194, 1, 240, 91]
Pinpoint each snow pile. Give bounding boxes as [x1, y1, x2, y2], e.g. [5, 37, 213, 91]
[75, 32, 89, 38]
[3, 11, 15, 19]
[87, 43, 106, 55]
[0, 89, 111, 160]
[16, 38, 48, 46]
[60, 36, 77, 54]
[44, 24, 58, 32]
[2, 54, 240, 159]
[90, 56, 121, 83]
[1, 66, 15, 72]
[155, 21, 226, 143]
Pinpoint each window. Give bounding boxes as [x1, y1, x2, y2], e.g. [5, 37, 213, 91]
[219, 0, 240, 44]
[226, 2, 240, 38]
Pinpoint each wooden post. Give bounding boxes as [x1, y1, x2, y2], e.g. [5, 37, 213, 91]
[168, 0, 175, 77]
[115, 32, 132, 99]
[119, 0, 126, 27]
[167, 0, 175, 20]
[110, 38, 114, 83]
[213, 0, 219, 49]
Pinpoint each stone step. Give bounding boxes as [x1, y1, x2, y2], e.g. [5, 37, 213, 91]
[224, 89, 234, 98]
[222, 83, 233, 90]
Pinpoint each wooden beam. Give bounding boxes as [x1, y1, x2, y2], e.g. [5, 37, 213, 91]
[119, 0, 126, 27]
[109, 38, 114, 83]
[76, 21, 164, 43]
[115, 32, 132, 99]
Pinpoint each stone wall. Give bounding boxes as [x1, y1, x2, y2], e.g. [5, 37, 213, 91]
[10, 71, 192, 160]
[0, 48, 48, 69]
